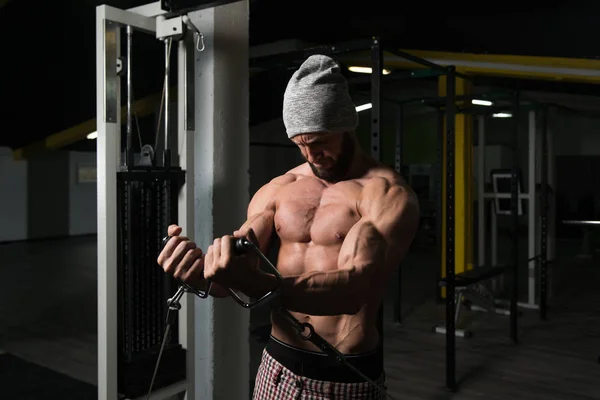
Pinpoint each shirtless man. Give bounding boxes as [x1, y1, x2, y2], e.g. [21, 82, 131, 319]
[157, 55, 419, 399]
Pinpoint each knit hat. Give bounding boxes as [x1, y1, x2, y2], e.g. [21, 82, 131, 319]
[282, 55, 358, 138]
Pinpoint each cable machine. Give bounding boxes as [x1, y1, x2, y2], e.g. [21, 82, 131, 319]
[96, 2, 238, 399]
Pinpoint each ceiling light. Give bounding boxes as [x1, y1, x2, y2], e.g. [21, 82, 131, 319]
[87, 131, 98, 140]
[348, 66, 391, 75]
[356, 103, 372, 112]
[472, 99, 493, 106]
[492, 112, 512, 118]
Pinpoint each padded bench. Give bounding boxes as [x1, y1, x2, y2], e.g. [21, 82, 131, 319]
[439, 265, 507, 288]
[434, 265, 510, 338]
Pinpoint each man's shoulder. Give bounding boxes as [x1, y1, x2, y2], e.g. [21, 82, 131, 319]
[268, 172, 300, 187]
[286, 162, 312, 177]
[254, 164, 310, 197]
[363, 164, 407, 192]
[250, 173, 298, 212]
[267, 163, 313, 186]
[360, 165, 418, 214]
[254, 172, 299, 198]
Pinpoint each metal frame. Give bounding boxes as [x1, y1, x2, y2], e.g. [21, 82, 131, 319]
[509, 91, 520, 344]
[97, 8, 121, 400]
[436, 109, 445, 305]
[249, 38, 377, 69]
[393, 105, 403, 324]
[370, 38, 385, 348]
[476, 106, 553, 313]
[350, 65, 550, 391]
[539, 106, 549, 320]
[443, 67, 458, 392]
[440, 97, 556, 395]
[442, 86, 533, 391]
[490, 170, 524, 216]
[96, 4, 197, 399]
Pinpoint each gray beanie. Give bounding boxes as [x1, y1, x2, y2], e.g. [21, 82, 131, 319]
[282, 55, 358, 138]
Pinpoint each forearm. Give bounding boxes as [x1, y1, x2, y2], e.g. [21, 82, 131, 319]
[248, 268, 370, 316]
[283, 269, 371, 315]
[227, 268, 280, 299]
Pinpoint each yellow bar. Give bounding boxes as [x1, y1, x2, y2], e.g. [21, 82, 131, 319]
[439, 75, 474, 297]
[338, 49, 600, 84]
[45, 119, 97, 150]
[45, 92, 162, 149]
[403, 49, 600, 71]
[14, 91, 163, 160]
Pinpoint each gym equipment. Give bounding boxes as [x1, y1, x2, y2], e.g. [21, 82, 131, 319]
[159, 236, 282, 309]
[146, 236, 283, 399]
[96, 4, 423, 398]
[435, 266, 509, 338]
[433, 163, 525, 338]
[96, 3, 208, 399]
[477, 108, 555, 314]
[434, 88, 524, 391]
[433, 91, 556, 390]
[151, 235, 397, 400]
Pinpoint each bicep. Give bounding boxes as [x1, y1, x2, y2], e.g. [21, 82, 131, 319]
[337, 218, 387, 278]
[339, 182, 419, 276]
[236, 181, 281, 255]
[237, 210, 275, 255]
[367, 183, 420, 267]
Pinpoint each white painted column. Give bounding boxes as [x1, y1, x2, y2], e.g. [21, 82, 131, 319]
[189, 2, 250, 399]
[96, 9, 120, 399]
[178, 33, 197, 400]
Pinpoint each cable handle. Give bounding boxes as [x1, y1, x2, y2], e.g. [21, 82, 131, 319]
[227, 237, 283, 309]
[162, 235, 251, 255]
[161, 234, 281, 308]
[234, 237, 253, 254]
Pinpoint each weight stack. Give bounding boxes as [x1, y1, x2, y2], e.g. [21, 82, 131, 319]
[116, 163, 186, 398]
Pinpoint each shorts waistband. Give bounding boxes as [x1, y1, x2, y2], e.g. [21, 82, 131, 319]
[265, 335, 383, 383]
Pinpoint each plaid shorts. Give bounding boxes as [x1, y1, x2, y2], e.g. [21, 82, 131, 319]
[252, 347, 386, 400]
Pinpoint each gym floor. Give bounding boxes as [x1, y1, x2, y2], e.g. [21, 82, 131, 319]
[0, 235, 598, 399]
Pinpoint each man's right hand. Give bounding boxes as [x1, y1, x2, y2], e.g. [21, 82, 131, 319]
[157, 224, 205, 288]
[157, 224, 231, 298]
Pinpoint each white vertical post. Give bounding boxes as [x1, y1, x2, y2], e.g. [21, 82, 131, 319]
[96, 7, 120, 400]
[190, 2, 250, 399]
[528, 110, 537, 306]
[477, 116, 485, 267]
[178, 34, 196, 399]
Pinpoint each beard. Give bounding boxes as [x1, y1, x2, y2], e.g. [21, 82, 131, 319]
[307, 133, 355, 183]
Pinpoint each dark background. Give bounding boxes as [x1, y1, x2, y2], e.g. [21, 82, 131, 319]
[2, 0, 600, 150]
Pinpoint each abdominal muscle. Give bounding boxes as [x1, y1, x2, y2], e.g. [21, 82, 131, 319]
[269, 241, 381, 355]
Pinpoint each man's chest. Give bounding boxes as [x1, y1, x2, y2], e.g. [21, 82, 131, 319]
[273, 179, 363, 245]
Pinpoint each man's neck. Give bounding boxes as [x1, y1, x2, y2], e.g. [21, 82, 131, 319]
[344, 149, 377, 180]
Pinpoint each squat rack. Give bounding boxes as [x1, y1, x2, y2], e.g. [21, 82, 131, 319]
[437, 88, 553, 390]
